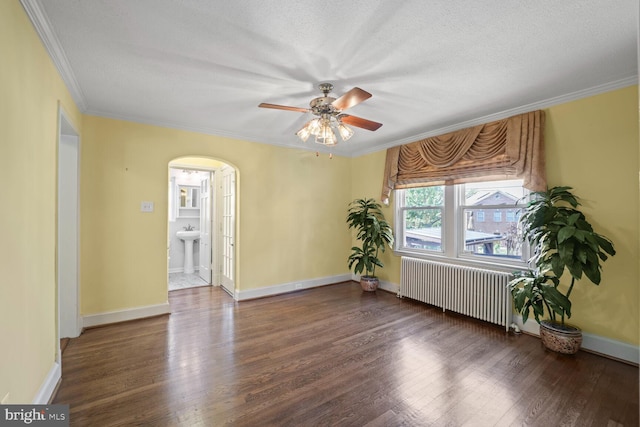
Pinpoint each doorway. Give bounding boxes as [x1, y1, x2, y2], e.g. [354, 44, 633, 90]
[57, 109, 81, 345]
[167, 158, 236, 297]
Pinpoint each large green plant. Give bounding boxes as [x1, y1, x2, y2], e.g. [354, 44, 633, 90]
[509, 186, 616, 326]
[347, 198, 394, 278]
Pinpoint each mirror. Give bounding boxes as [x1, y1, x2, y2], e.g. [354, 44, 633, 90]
[179, 186, 199, 208]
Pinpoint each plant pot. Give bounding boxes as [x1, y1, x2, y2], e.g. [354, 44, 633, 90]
[360, 276, 379, 292]
[539, 320, 582, 355]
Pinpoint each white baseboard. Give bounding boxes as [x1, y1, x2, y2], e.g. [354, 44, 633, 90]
[378, 280, 400, 294]
[82, 303, 171, 328]
[235, 274, 352, 301]
[33, 361, 60, 404]
[513, 315, 639, 365]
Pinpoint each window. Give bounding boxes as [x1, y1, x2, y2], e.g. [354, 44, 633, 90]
[401, 186, 444, 251]
[396, 179, 528, 266]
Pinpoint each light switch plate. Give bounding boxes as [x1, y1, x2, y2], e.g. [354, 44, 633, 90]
[141, 201, 154, 212]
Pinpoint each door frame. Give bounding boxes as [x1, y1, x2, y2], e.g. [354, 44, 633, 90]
[167, 159, 237, 297]
[219, 166, 236, 297]
[57, 107, 81, 350]
[198, 171, 214, 283]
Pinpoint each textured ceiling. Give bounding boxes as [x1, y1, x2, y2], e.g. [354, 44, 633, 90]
[25, 0, 638, 157]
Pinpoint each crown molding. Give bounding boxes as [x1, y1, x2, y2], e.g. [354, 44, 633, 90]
[350, 75, 638, 158]
[20, 0, 87, 111]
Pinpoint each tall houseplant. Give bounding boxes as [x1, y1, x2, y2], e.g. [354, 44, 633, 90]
[347, 198, 394, 291]
[509, 186, 616, 353]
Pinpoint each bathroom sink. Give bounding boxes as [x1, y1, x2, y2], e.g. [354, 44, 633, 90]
[176, 230, 199, 241]
[176, 230, 199, 275]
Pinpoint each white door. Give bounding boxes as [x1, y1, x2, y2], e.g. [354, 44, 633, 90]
[221, 167, 235, 295]
[198, 173, 212, 283]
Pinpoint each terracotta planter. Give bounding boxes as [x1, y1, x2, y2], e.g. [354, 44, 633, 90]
[360, 276, 379, 292]
[539, 320, 582, 355]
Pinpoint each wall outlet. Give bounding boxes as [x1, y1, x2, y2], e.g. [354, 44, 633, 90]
[1, 392, 9, 404]
[294, 283, 303, 290]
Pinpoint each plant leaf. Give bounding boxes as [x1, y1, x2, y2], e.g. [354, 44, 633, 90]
[558, 226, 576, 243]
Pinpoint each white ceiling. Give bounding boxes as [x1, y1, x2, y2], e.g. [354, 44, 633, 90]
[24, 0, 638, 157]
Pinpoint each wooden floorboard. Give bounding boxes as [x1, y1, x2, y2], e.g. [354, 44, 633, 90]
[53, 282, 639, 426]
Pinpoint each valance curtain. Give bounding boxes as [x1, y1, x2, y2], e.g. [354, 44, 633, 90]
[381, 110, 546, 204]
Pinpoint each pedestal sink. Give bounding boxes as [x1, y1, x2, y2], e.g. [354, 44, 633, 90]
[176, 230, 199, 274]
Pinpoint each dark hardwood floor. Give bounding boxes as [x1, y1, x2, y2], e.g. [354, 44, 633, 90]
[53, 282, 639, 426]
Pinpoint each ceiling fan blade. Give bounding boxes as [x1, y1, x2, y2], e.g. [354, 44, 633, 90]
[340, 114, 383, 131]
[258, 103, 309, 113]
[332, 87, 372, 111]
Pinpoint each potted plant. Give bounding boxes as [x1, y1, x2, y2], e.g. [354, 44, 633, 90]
[347, 198, 394, 291]
[509, 186, 616, 354]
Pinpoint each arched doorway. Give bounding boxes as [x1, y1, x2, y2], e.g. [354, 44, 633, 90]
[167, 156, 236, 298]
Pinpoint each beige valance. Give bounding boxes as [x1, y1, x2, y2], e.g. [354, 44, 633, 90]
[381, 110, 546, 203]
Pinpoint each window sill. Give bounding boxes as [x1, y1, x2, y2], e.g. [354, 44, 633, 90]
[393, 249, 528, 274]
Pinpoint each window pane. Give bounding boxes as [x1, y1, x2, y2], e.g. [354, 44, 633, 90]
[463, 208, 523, 258]
[396, 180, 527, 265]
[403, 209, 442, 251]
[464, 180, 524, 206]
[405, 186, 444, 207]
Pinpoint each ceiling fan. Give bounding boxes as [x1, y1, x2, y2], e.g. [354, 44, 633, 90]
[259, 83, 382, 146]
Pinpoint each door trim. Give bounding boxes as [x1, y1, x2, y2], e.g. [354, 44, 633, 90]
[57, 106, 81, 345]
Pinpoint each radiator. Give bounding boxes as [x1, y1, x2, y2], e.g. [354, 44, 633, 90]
[399, 257, 513, 331]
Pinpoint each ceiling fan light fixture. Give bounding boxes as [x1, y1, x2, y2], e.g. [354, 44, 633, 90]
[337, 122, 354, 141]
[296, 118, 320, 142]
[316, 132, 337, 146]
[295, 123, 312, 142]
[295, 128, 311, 142]
[263, 83, 382, 148]
[315, 117, 337, 145]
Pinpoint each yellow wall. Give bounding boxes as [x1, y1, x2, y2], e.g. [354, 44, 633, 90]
[544, 86, 639, 343]
[351, 86, 640, 345]
[80, 116, 352, 314]
[170, 156, 226, 169]
[0, 0, 82, 403]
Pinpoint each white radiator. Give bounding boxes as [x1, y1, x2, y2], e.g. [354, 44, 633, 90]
[399, 257, 513, 331]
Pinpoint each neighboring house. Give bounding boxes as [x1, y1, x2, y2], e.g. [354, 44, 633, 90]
[464, 190, 521, 256]
[405, 190, 522, 256]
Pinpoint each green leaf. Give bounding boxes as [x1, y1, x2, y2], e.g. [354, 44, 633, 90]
[566, 259, 583, 280]
[584, 264, 602, 285]
[594, 234, 616, 256]
[557, 226, 576, 243]
[558, 241, 575, 265]
[572, 229, 587, 243]
[550, 254, 565, 278]
[542, 285, 572, 318]
[575, 246, 588, 264]
[522, 305, 530, 324]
